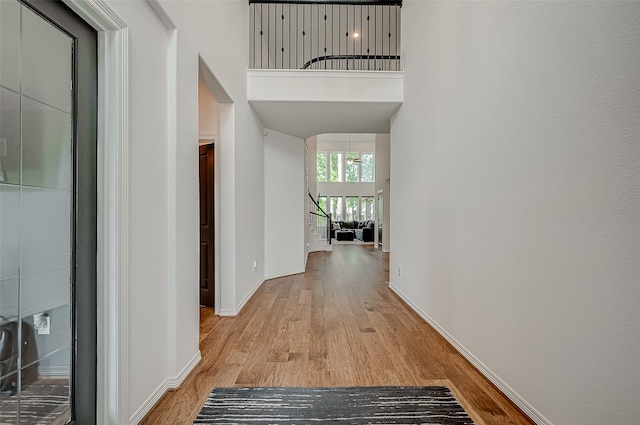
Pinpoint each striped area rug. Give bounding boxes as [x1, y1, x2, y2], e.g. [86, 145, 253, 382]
[0, 382, 69, 424]
[194, 386, 475, 424]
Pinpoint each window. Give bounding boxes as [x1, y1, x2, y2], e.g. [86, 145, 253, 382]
[317, 152, 327, 182]
[318, 150, 375, 183]
[360, 153, 374, 182]
[330, 196, 343, 221]
[317, 196, 327, 228]
[345, 153, 359, 182]
[361, 196, 374, 221]
[345, 196, 359, 221]
[330, 152, 343, 182]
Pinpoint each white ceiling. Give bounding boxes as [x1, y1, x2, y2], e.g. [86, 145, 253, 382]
[247, 69, 403, 139]
[250, 99, 401, 139]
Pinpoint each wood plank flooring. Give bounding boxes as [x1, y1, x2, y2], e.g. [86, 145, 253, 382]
[139, 245, 534, 425]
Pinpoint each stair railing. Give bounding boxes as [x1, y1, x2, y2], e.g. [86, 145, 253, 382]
[249, 0, 401, 71]
[302, 53, 400, 70]
[308, 191, 332, 245]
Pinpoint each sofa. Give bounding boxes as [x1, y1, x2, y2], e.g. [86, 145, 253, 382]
[332, 220, 374, 242]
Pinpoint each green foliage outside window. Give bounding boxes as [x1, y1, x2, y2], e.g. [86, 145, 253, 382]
[360, 153, 374, 182]
[317, 196, 327, 227]
[346, 196, 358, 221]
[361, 196, 374, 221]
[317, 152, 328, 182]
[318, 150, 374, 183]
[330, 152, 342, 182]
[345, 153, 359, 182]
[330, 196, 342, 220]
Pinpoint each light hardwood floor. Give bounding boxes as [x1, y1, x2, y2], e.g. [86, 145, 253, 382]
[140, 245, 534, 425]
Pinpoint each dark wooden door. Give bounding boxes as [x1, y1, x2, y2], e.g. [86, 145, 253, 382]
[199, 144, 215, 308]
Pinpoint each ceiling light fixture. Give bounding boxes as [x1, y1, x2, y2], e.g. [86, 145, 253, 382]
[345, 134, 361, 166]
[353, 32, 360, 38]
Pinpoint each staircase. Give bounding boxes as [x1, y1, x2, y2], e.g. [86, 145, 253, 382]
[307, 193, 332, 253]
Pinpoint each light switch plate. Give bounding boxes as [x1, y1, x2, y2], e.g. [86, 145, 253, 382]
[33, 313, 51, 335]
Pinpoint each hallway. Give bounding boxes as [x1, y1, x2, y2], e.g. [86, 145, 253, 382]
[141, 245, 533, 424]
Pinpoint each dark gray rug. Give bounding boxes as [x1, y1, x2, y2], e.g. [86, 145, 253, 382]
[194, 386, 475, 424]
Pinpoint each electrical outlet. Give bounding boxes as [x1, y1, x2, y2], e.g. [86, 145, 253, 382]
[33, 313, 50, 335]
[397, 267, 401, 277]
[253, 260, 257, 271]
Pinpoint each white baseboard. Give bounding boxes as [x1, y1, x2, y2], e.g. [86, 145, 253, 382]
[388, 282, 552, 425]
[38, 366, 70, 376]
[264, 268, 305, 281]
[218, 308, 238, 316]
[128, 350, 201, 424]
[219, 277, 265, 317]
[308, 245, 332, 253]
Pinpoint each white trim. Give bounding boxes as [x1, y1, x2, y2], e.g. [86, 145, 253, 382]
[213, 137, 222, 315]
[199, 132, 218, 143]
[218, 278, 265, 317]
[62, 1, 129, 424]
[165, 25, 179, 387]
[388, 283, 552, 425]
[128, 351, 201, 425]
[64, 0, 127, 30]
[39, 366, 71, 376]
[264, 269, 305, 280]
[246, 69, 404, 80]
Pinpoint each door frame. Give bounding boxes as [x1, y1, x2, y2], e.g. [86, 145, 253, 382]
[377, 189, 384, 250]
[199, 142, 215, 308]
[60, 1, 129, 424]
[198, 134, 221, 314]
[17, 0, 98, 422]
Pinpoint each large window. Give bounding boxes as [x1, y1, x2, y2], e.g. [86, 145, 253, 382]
[345, 196, 359, 221]
[326, 196, 376, 223]
[361, 153, 375, 182]
[330, 152, 343, 182]
[316, 196, 327, 228]
[317, 152, 327, 182]
[345, 153, 359, 182]
[330, 196, 343, 221]
[361, 196, 374, 221]
[318, 150, 375, 183]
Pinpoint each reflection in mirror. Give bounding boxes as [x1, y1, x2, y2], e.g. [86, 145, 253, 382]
[0, 2, 72, 423]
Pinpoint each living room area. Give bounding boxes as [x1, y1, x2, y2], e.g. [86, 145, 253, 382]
[332, 218, 375, 243]
[307, 133, 389, 248]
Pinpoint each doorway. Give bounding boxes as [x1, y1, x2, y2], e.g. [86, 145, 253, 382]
[199, 144, 215, 308]
[0, 0, 97, 423]
[377, 190, 384, 250]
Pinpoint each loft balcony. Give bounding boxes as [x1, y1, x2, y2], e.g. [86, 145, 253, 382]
[247, 0, 403, 138]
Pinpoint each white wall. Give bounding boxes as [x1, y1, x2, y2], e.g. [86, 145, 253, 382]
[102, 0, 267, 421]
[391, 2, 640, 425]
[316, 183, 376, 199]
[198, 79, 219, 138]
[316, 133, 375, 154]
[305, 135, 317, 261]
[375, 134, 390, 251]
[264, 129, 305, 278]
[247, 71, 403, 138]
[103, 2, 171, 419]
